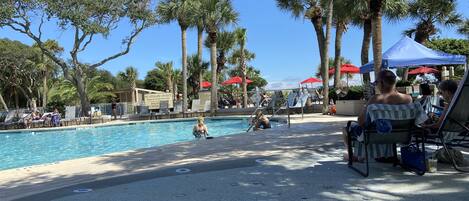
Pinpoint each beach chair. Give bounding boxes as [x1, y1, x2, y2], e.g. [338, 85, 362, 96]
[62, 106, 78, 126]
[286, 91, 297, 108]
[152, 100, 170, 119]
[185, 99, 200, 118]
[424, 71, 469, 172]
[1, 110, 26, 129]
[29, 112, 47, 128]
[346, 103, 428, 177]
[174, 101, 183, 113]
[292, 91, 309, 108]
[203, 101, 211, 112]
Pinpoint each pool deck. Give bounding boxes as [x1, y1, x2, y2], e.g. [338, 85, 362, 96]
[2, 114, 469, 201]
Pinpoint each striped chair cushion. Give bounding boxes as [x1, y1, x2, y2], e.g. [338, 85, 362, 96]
[354, 103, 427, 159]
[367, 103, 428, 126]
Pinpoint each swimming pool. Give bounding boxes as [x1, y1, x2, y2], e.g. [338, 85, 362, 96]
[0, 118, 280, 170]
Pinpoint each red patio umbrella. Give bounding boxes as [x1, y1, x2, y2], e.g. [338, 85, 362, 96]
[328, 64, 360, 86]
[300, 77, 322, 84]
[221, 76, 253, 85]
[328, 64, 360, 74]
[201, 81, 212, 88]
[408, 66, 439, 75]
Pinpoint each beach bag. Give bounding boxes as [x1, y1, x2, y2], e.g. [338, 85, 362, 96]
[401, 144, 426, 173]
[434, 148, 464, 166]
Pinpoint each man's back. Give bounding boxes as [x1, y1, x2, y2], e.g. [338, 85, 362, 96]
[370, 91, 412, 105]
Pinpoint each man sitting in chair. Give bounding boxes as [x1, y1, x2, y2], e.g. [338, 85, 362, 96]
[343, 70, 413, 161]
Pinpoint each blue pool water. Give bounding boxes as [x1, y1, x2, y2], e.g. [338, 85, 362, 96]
[0, 119, 276, 170]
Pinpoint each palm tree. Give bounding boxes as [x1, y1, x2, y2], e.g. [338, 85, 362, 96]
[155, 61, 175, 96]
[332, 0, 350, 88]
[402, 0, 462, 80]
[204, 31, 236, 76]
[157, 0, 196, 112]
[48, 76, 115, 105]
[370, 0, 384, 81]
[187, 55, 209, 97]
[233, 28, 249, 108]
[32, 40, 63, 109]
[277, 0, 334, 113]
[192, 0, 206, 90]
[349, 0, 408, 83]
[200, 0, 238, 114]
[459, 19, 469, 38]
[117, 66, 138, 107]
[173, 69, 182, 100]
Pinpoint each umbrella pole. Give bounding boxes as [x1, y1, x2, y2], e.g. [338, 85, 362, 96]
[299, 84, 304, 120]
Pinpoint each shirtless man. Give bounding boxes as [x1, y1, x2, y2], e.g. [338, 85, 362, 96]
[344, 70, 412, 161]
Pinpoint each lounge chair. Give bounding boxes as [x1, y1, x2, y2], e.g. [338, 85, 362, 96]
[346, 103, 428, 177]
[62, 106, 79, 126]
[29, 112, 47, 128]
[152, 100, 170, 119]
[203, 101, 211, 112]
[424, 71, 469, 172]
[1, 110, 25, 129]
[286, 91, 297, 108]
[174, 101, 183, 113]
[184, 99, 201, 118]
[292, 91, 309, 108]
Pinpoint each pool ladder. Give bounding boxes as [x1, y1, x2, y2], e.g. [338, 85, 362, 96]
[246, 99, 290, 132]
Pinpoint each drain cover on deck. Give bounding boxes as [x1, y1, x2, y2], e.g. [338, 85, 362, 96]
[175, 168, 191, 174]
[72, 188, 93, 193]
[255, 159, 268, 164]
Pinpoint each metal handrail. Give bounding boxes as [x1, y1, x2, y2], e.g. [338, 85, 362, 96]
[246, 99, 270, 132]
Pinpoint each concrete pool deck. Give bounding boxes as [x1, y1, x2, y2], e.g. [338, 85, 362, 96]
[2, 114, 469, 201]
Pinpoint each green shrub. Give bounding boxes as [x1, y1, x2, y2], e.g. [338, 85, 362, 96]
[396, 80, 412, 87]
[329, 85, 364, 101]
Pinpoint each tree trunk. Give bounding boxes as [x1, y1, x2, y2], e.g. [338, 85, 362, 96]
[371, 0, 383, 85]
[181, 27, 188, 113]
[310, 8, 327, 111]
[173, 81, 178, 105]
[17, 86, 33, 110]
[0, 91, 8, 112]
[241, 46, 248, 108]
[334, 22, 345, 88]
[197, 26, 204, 91]
[74, 74, 91, 116]
[321, 0, 334, 114]
[167, 78, 174, 94]
[209, 32, 218, 115]
[14, 87, 19, 110]
[42, 69, 48, 108]
[361, 18, 372, 84]
[311, 19, 325, 63]
[217, 51, 226, 75]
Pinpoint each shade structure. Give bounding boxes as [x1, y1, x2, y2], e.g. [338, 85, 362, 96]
[408, 66, 439, 75]
[328, 64, 360, 75]
[300, 77, 322, 84]
[221, 76, 253, 85]
[360, 36, 466, 73]
[201, 81, 212, 88]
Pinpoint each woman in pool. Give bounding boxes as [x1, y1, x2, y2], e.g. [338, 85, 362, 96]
[193, 117, 209, 139]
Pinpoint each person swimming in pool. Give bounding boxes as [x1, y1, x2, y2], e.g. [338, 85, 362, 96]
[253, 111, 271, 131]
[193, 116, 209, 139]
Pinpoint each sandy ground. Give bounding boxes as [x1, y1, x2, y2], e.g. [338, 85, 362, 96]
[2, 114, 469, 201]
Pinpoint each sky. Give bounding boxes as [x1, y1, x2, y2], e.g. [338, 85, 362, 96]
[1, 0, 468, 90]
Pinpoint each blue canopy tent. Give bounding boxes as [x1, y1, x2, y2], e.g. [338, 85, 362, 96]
[360, 36, 467, 73]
